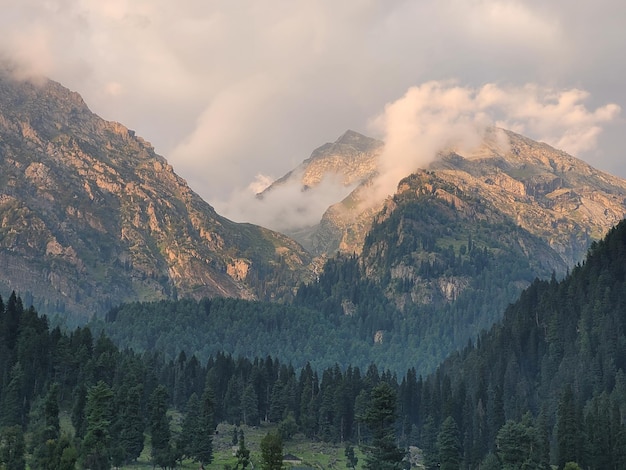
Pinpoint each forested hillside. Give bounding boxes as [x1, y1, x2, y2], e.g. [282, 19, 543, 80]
[418, 218, 626, 468]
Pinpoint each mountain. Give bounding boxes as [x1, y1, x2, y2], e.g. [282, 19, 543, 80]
[270, 127, 626, 264]
[4, 216, 626, 469]
[258, 130, 383, 254]
[0, 73, 312, 321]
[276, 127, 626, 371]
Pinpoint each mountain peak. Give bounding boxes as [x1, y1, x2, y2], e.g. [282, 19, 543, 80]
[308, 130, 383, 159]
[335, 129, 381, 147]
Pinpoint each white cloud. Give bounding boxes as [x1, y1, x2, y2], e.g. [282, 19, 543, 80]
[367, 81, 620, 202]
[216, 174, 358, 233]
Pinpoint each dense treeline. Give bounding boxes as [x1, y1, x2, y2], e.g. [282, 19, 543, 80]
[89, 297, 376, 372]
[4, 219, 626, 468]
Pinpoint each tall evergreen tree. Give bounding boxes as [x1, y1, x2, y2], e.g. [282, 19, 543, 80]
[345, 443, 358, 469]
[362, 382, 405, 470]
[437, 416, 461, 470]
[192, 384, 215, 466]
[29, 383, 62, 469]
[0, 425, 25, 470]
[179, 392, 200, 461]
[1, 362, 25, 428]
[235, 428, 251, 469]
[149, 385, 173, 469]
[71, 383, 87, 439]
[82, 381, 114, 470]
[557, 386, 584, 469]
[241, 384, 259, 425]
[112, 384, 144, 465]
[260, 431, 283, 470]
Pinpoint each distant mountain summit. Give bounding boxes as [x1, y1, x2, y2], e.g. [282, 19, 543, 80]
[0, 74, 311, 320]
[424, 128, 626, 265]
[260, 130, 382, 195]
[258, 130, 383, 253]
[268, 127, 626, 267]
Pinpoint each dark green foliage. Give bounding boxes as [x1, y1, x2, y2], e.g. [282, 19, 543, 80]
[260, 431, 283, 470]
[0, 425, 25, 470]
[557, 387, 584, 469]
[361, 382, 405, 470]
[278, 412, 298, 441]
[82, 381, 114, 470]
[178, 393, 200, 460]
[437, 417, 460, 470]
[241, 384, 259, 425]
[112, 384, 144, 465]
[71, 383, 87, 439]
[149, 385, 173, 469]
[495, 416, 544, 470]
[345, 443, 358, 469]
[28, 383, 62, 469]
[194, 384, 215, 465]
[1, 362, 25, 428]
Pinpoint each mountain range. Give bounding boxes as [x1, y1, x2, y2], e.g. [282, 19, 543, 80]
[1, 72, 626, 337]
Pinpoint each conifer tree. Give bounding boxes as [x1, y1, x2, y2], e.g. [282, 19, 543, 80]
[557, 386, 583, 469]
[241, 384, 259, 425]
[0, 425, 25, 470]
[149, 385, 173, 469]
[82, 381, 114, 470]
[113, 384, 144, 465]
[179, 392, 200, 460]
[362, 382, 405, 470]
[1, 362, 24, 427]
[437, 416, 460, 470]
[191, 384, 215, 466]
[29, 383, 62, 469]
[235, 428, 251, 469]
[260, 431, 283, 470]
[71, 383, 87, 439]
[345, 443, 358, 469]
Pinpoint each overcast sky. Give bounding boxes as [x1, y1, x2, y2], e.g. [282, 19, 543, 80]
[2, 0, 626, 224]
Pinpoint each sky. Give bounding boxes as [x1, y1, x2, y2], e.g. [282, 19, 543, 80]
[2, 0, 626, 228]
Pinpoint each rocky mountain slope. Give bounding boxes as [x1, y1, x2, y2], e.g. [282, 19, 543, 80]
[275, 127, 626, 369]
[270, 127, 626, 268]
[0, 73, 311, 320]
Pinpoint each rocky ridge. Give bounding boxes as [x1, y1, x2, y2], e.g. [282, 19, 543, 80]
[0, 74, 311, 320]
[271, 127, 626, 268]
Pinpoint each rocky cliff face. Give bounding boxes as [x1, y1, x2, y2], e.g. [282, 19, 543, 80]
[427, 128, 626, 266]
[0, 74, 311, 320]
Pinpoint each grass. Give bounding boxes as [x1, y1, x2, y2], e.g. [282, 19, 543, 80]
[59, 408, 367, 469]
[116, 421, 367, 469]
